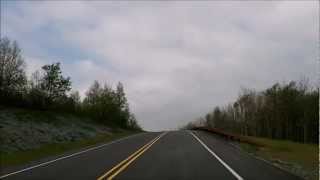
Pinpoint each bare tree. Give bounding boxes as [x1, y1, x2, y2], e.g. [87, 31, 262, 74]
[0, 37, 26, 95]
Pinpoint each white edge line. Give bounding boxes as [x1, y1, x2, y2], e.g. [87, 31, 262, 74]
[189, 131, 244, 180]
[0, 132, 147, 179]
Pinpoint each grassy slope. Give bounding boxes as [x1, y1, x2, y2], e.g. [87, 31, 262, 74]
[1, 131, 139, 168]
[240, 136, 318, 180]
[0, 107, 142, 168]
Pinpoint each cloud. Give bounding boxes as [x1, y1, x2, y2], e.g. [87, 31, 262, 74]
[3, 1, 318, 130]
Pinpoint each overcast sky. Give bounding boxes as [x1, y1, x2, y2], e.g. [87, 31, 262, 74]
[2, 1, 318, 131]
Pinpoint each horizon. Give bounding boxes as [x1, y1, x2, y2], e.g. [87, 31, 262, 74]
[2, 1, 318, 131]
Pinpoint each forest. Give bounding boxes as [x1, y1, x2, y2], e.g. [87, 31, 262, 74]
[0, 37, 141, 130]
[185, 79, 318, 144]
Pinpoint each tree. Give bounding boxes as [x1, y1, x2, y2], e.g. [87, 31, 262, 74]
[40, 63, 71, 106]
[115, 82, 130, 127]
[84, 80, 102, 106]
[83, 80, 103, 120]
[27, 70, 45, 108]
[115, 82, 127, 110]
[205, 113, 213, 128]
[70, 91, 81, 106]
[127, 114, 142, 130]
[212, 107, 222, 128]
[0, 37, 141, 130]
[82, 80, 137, 128]
[0, 37, 27, 104]
[70, 90, 81, 112]
[188, 80, 318, 143]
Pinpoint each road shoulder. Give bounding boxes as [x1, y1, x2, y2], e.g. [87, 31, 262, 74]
[193, 130, 303, 180]
[0, 131, 143, 177]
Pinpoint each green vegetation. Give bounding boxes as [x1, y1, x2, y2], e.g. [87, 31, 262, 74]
[0, 37, 143, 168]
[1, 131, 140, 167]
[185, 80, 318, 144]
[0, 37, 141, 130]
[240, 136, 319, 180]
[183, 66, 318, 177]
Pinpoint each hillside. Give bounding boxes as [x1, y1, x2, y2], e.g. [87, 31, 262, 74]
[0, 107, 139, 167]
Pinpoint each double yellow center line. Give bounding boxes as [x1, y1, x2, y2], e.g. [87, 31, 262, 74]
[97, 132, 167, 180]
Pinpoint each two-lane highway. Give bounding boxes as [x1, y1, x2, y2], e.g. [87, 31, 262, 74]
[0, 131, 302, 180]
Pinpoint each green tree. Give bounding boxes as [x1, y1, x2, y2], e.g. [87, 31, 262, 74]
[40, 63, 71, 106]
[189, 80, 318, 143]
[115, 82, 130, 127]
[84, 80, 102, 106]
[83, 80, 103, 120]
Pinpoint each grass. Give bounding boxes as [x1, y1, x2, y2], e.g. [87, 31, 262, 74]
[0, 131, 140, 168]
[240, 136, 319, 180]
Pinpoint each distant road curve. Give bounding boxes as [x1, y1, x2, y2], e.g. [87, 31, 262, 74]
[0, 131, 302, 180]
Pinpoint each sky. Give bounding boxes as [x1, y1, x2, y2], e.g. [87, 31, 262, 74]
[2, 1, 318, 131]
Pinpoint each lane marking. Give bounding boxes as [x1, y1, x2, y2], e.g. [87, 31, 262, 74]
[190, 131, 244, 180]
[97, 132, 167, 180]
[108, 132, 166, 180]
[97, 132, 163, 180]
[0, 133, 146, 179]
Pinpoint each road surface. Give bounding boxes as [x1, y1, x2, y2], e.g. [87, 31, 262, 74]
[0, 131, 302, 180]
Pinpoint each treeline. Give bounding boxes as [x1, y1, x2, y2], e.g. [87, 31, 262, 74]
[0, 37, 141, 130]
[187, 81, 318, 144]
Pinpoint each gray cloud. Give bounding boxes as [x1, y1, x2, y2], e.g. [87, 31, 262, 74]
[3, 1, 318, 131]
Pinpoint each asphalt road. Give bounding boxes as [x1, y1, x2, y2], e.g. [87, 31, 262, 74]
[0, 131, 302, 180]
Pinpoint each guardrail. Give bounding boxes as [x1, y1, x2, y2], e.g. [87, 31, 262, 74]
[191, 127, 265, 147]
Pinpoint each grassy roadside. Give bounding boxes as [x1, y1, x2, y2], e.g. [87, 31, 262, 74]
[239, 136, 318, 180]
[1, 131, 141, 168]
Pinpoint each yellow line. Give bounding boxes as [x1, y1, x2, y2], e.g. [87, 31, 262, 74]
[97, 134, 161, 180]
[97, 132, 165, 180]
[108, 132, 165, 180]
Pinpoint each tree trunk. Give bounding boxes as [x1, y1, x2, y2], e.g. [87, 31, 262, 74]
[303, 124, 308, 143]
